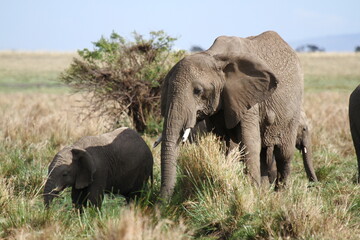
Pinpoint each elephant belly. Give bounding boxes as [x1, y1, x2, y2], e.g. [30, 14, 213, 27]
[105, 168, 147, 197]
[105, 179, 138, 196]
[260, 97, 301, 148]
[262, 116, 299, 148]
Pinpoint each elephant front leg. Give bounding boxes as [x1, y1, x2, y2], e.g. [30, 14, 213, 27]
[238, 109, 262, 186]
[71, 188, 89, 211]
[87, 184, 105, 209]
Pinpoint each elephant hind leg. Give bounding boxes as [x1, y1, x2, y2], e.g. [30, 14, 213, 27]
[274, 143, 295, 190]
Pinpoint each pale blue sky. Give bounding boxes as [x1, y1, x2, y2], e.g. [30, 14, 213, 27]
[1, 0, 359, 51]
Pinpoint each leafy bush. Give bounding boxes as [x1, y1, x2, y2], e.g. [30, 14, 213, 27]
[60, 31, 185, 133]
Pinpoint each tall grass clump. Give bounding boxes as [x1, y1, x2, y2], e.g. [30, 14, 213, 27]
[243, 180, 360, 239]
[60, 31, 186, 134]
[172, 135, 256, 238]
[170, 135, 360, 239]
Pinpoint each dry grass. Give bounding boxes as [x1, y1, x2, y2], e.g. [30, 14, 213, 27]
[1, 51, 358, 81]
[0, 52, 359, 239]
[299, 52, 360, 78]
[305, 91, 353, 156]
[0, 51, 75, 74]
[0, 92, 110, 149]
[95, 206, 190, 240]
[176, 136, 360, 239]
[299, 52, 360, 92]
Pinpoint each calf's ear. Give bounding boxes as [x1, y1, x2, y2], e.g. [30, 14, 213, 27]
[71, 148, 96, 189]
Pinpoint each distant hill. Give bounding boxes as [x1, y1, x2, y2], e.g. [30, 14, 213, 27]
[289, 33, 360, 52]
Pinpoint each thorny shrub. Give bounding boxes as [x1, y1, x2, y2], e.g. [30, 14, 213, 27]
[60, 31, 186, 133]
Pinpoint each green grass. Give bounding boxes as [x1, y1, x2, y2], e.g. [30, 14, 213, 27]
[299, 52, 360, 92]
[304, 76, 359, 92]
[0, 73, 70, 93]
[0, 51, 73, 93]
[0, 52, 360, 239]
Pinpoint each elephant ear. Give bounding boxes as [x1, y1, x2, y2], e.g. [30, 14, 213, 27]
[71, 148, 96, 189]
[219, 54, 278, 129]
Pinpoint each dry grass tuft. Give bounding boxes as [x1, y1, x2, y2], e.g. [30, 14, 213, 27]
[177, 135, 255, 237]
[12, 225, 63, 240]
[255, 181, 359, 239]
[95, 206, 190, 240]
[178, 134, 248, 197]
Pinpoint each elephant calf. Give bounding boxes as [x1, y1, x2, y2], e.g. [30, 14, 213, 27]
[349, 84, 360, 183]
[294, 111, 317, 182]
[265, 111, 318, 184]
[44, 127, 153, 209]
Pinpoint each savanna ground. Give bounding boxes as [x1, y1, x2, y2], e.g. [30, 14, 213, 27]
[0, 51, 359, 239]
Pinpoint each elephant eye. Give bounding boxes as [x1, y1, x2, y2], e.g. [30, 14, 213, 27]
[62, 171, 68, 177]
[193, 87, 203, 96]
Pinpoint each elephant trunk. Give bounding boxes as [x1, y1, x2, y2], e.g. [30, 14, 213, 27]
[160, 136, 179, 199]
[301, 136, 318, 182]
[43, 179, 60, 207]
[160, 101, 192, 199]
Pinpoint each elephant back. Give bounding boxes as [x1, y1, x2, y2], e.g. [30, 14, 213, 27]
[250, 31, 303, 147]
[89, 128, 153, 195]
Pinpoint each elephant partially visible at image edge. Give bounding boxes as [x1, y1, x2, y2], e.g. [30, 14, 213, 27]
[349, 84, 360, 183]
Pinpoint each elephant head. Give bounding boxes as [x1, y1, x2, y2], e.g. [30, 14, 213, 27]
[160, 36, 279, 198]
[43, 147, 96, 207]
[295, 111, 318, 182]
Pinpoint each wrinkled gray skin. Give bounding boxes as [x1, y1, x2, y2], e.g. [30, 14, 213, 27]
[349, 84, 360, 183]
[44, 127, 153, 209]
[160, 31, 303, 198]
[266, 111, 318, 184]
[190, 110, 318, 184]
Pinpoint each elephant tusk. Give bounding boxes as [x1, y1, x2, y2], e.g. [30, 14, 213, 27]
[43, 192, 60, 197]
[182, 128, 191, 142]
[153, 135, 162, 148]
[53, 186, 64, 192]
[304, 147, 307, 154]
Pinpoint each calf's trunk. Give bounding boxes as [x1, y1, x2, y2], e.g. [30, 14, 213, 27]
[43, 180, 59, 207]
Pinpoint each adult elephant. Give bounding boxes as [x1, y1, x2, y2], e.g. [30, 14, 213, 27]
[349, 84, 360, 183]
[160, 31, 303, 198]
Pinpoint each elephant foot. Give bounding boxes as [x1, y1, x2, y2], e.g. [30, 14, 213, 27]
[274, 179, 287, 191]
